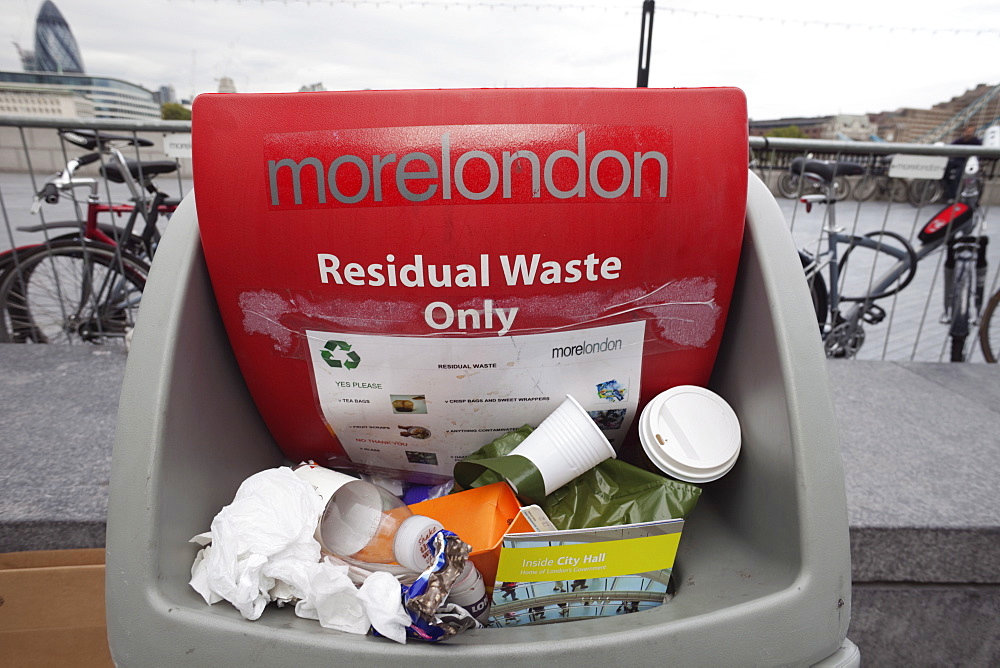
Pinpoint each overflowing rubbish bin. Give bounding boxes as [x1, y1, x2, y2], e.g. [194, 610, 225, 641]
[106, 89, 858, 665]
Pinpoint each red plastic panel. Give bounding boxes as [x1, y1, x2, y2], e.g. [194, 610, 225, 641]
[193, 88, 747, 482]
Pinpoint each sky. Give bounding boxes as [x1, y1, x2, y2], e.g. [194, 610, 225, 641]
[2, 0, 999, 120]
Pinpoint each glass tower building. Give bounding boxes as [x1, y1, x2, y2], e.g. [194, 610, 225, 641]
[1, 1, 161, 119]
[34, 1, 85, 74]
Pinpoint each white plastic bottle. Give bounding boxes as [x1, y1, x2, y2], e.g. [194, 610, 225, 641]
[447, 562, 491, 624]
[293, 464, 442, 572]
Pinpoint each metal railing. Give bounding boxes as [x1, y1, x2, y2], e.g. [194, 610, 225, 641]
[3, 118, 1000, 362]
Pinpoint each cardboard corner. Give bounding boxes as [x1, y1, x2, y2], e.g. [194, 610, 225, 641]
[0, 549, 112, 667]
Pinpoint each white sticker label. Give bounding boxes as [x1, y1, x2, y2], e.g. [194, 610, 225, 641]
[888, 154, 948, 180]
[163, 133, 192, 159]
[305, 322, 645, 475]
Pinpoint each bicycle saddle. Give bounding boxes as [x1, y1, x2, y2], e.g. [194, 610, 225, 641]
[101, 158, 178, 184]
[790, 157, 863, 182]
[59, 128, 155, 149]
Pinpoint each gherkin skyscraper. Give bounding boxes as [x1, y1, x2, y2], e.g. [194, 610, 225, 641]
[33, 1, 84, 74]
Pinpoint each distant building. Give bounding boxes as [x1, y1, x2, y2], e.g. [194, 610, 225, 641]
[872, 84, 1000, 143]
[299, 82, 325, 92]
[217, 77, 236, 94]
[829, 114, 878, 141]
[1, 2, 159, 120]
[0, 71, 160, 120]
[750, 85, 1000, 144]
[749, 114, 876, 141]
[155, 85, 177, 105]
[14, 44, 37, 72]
[0, 84, 93, 118]
[33, 1, 85, 74]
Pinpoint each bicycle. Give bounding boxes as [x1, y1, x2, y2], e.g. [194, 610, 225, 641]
[932, 155, 990, 362]
[0, 129, 178, 345]
[12, 129, 177, 259]
[852, 155, 909, 203]
[794, 155, 986, 361]
[777, 159, 852, 201]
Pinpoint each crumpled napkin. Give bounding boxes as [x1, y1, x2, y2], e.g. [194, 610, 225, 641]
[189, 466, 326, 620]
[358, 570, 414, 643]
[188, 466, 416, 643]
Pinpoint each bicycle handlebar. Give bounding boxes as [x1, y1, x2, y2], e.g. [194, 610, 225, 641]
[41, 183, 59, 204]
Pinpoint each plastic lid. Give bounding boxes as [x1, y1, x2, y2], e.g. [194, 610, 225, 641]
[638, 385, 741, 483]
[393, 515, 444, 572]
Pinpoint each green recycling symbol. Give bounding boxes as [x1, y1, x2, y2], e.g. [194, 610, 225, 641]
[321, 340, 361, 370]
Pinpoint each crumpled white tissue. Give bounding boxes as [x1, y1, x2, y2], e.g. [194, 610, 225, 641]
[358, 570, 413, 644]
[189, 466, 418, 643]
[189, 466, 325, 620]
[294, 560, 370, 634]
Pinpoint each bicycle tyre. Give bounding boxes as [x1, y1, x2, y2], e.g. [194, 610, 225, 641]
[948, 261, 973, 362]
[799, 251, 828, 333]
[853, 175, 878, 201]
[908, 179, 944, 208]
[776, 173, 799, 199]
[979, 289, 1000, 363]
[832, 175, 851, 201]
[889, 179, 909, 203]
[0, 240, 148, 346]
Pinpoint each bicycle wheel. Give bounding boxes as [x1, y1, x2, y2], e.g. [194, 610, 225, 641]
[853, 175, 878, 201]
[889, 179, 909, 203]
[0, 241, 148, 346]
[832, 175, 851, 201]
[948, 261, 973, 362]
[799, 251, 828, 333]
[980, 289, 1000, 363]
[908, 179, 944, 208]
[776, 173, 799, 199]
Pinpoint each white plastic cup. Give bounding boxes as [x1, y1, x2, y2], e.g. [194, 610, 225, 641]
[509, 394, 616, 495]
[292, 462, 357, 505]
[638, 386, 741, 483]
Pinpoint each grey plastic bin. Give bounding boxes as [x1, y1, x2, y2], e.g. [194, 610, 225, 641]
[106, 173, 858, 666]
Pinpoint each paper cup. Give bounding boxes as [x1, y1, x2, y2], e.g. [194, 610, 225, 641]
[509, 394, 616, 495]
[638, 386, 741, 483]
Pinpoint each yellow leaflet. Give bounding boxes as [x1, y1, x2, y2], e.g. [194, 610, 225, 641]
[495, 532, 681, 583]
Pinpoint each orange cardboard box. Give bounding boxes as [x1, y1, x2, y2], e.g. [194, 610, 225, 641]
[410, 482, 531, 586]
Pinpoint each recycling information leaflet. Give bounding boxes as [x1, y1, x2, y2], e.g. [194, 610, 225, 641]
[305, 321, 644, 475]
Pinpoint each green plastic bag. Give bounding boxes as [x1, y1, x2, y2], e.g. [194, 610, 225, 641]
[453, 426, 701, 531]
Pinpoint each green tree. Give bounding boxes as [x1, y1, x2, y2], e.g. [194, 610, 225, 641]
[161, 103, 192, 121]
[765, 125, 808, 139]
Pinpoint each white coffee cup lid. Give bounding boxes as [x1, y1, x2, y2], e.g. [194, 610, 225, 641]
[638, 386, 741, 483]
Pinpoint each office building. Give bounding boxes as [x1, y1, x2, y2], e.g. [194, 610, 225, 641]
[33, 0, 85, 74]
